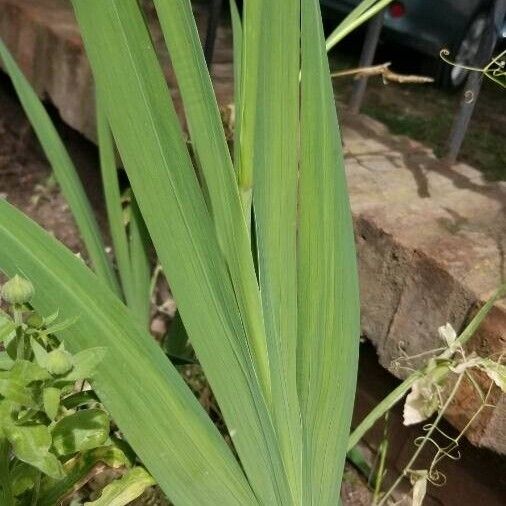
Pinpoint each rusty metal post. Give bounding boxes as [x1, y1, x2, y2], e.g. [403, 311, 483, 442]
[349, 9, 385, 114]
[445, 0, 506, 164]
[204, 0, 224, 68]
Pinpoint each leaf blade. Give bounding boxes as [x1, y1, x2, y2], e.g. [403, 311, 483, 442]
[0, 199, 256, 506]
[249, 2, 303, 502]
[97, 102, 133, 303]
[51, 409, 110, 456]
[229, 0, 243, 171]
[153, 0, 270, 398]
[127, 198, 151, 328]
[84, 467, 155, 506]
[71, 1, 289, 502]
[0, 39, 120, 295]
[298, 1, 361, 503]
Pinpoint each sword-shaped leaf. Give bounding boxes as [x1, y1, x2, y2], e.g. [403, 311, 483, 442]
[71, 1, 288, 502]
[152, 0, 270, 399]
[248, 2, 303, 503]
[97, 104, 133, 303]
[0, 200, 255, 506]
[298, 1, 361, 504]
[229, 0, 243, 170]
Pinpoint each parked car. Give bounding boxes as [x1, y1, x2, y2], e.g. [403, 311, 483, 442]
[321, 0, 505, 88]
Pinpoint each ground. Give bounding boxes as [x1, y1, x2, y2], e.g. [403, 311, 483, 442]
[329, 38, 505, 181]
[0, 74, 107, 254]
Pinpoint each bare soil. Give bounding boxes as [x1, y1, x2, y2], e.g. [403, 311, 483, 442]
[0, 85, 77, 251]
[329, 40, 505, 181]
[0, 74, 112, 256]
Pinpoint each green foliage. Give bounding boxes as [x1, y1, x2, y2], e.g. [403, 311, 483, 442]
[0, 35, 154, 323]
[0, 0, 503, 504]
[325, 0, 394, 51]
[0, 0, 454, 504]
[0, 277, 152, 505]
[84, 467, 155, 506]
[51, 409, 109, 457]
[97, 108, 152, 326]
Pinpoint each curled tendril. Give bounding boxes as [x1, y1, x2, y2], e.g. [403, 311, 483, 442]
[427, 423, 458, 441]
[411, 422, 462, 490]
[391, 361, 417, 375]
[391, 345, 446, 372]
[439, 48, 506, 88]
[414, 435, 435, 450]
[439, 48, 484, 73]
[435, 442, 461, 462]
[464, 90, 474, 103]
[427, 469, 447, 487]
[415, 424, 462, 457]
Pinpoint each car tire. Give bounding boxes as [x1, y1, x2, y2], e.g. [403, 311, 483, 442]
[436, 12, 487, 89]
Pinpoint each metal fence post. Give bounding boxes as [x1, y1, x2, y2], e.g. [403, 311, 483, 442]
[204, 0, 224, 68]
[349, 9, 385, 114]
[445, 0, 506, 164]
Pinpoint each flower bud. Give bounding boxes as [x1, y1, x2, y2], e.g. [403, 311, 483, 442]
[1, 275, 34, 305]
[46, 348, 73, 376]
[26, 312, 44, 329]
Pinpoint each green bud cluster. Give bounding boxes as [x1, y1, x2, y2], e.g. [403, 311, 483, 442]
[46, 348, 74, 376]
[1, 275, 34, 305]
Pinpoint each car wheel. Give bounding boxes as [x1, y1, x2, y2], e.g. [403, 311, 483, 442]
[438, 13, 487, 89]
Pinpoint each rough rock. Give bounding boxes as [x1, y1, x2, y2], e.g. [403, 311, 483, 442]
[0, 0, 234, 140]
[345, 112, 506, 451]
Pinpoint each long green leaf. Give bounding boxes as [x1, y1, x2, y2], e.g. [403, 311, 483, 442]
[97, 103, 133, 304]
[326, 0, 377, 46]
[229, 0, 243, 171]
[98, 105, 151, 327]
[0, 200, 255, 506]
[0, 39, 119, 295]
[71, 1, 289, 503]
[249, 1, 303, 503]
[128, 198, 151, 328]
[325, 0, 393, 52]
[298, 1, 361, 504]
[153, 0, 270, 399]
[236, 0, 262, 219]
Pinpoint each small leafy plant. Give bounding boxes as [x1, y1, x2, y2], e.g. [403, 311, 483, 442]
[0, 276, 153, 505]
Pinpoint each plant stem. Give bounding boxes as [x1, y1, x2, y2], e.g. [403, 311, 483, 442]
[325, 0, 394, 52]
[372, 413, 389, 504]
[12, 305, 22, 326]
[0, 438, 14, 506]
[348, 372, 421, 451]
[377, 374, 464, 506]
[13, 305, 26, 360]
[148, 264, 162, 303]
[430, 380, 494, 472]
[30, 472, 41, 506]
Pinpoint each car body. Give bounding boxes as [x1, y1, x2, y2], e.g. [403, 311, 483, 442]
[321, 0, 490, 57]
[321, 0, 506, 86]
